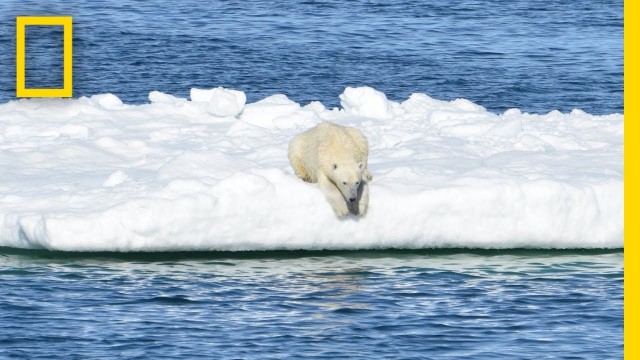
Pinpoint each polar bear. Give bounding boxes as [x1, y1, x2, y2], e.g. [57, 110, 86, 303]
[288, 121, 372, 217]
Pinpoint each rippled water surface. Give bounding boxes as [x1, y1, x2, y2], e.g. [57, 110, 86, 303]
[0, 0, 623, 114]
[0, 249, 623, 359]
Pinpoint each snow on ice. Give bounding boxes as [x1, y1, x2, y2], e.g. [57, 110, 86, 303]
[0, 87, 623, 251]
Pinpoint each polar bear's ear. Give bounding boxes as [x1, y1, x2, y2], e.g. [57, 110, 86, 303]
[364, 169, 373, 181]
[333, 163, 337, 170]
[358, 162, 363, 169]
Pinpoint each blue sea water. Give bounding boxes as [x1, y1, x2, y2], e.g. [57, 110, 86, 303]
[0, 0, 623, 114]
[0, 249, 623, 359]
[0, 0, 624, 358]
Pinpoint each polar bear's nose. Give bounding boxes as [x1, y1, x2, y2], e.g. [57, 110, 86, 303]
[349, 197, 356, 203]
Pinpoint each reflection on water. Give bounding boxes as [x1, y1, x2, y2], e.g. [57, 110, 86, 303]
[1, 249, 621, 358]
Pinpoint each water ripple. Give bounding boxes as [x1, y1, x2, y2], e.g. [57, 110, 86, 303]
[0, 0, 622, 114]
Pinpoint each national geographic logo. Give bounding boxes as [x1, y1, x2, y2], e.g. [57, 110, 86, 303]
[16, 16, 73, 98]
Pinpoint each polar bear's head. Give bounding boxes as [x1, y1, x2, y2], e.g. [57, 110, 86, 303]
[331, 161, 367, 203]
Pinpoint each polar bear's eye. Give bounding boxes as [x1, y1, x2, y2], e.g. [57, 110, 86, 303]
[343, 181, 347, 185]
[356, 181, 360, 185]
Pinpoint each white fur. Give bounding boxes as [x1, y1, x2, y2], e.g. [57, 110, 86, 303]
[288, 122, 372, 217]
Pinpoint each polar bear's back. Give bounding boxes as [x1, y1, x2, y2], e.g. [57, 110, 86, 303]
[288, 122, 369, 183]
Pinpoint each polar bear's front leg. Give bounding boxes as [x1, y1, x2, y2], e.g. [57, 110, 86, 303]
[357, 181, 369, 216]
[318, 172, 349, 217]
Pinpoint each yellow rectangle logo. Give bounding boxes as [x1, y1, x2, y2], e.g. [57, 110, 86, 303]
[16, 16, 73, 98]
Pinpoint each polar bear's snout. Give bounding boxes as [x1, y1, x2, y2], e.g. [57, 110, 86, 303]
[336, 181, 359, 204]
[347, 185, 358, 203]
